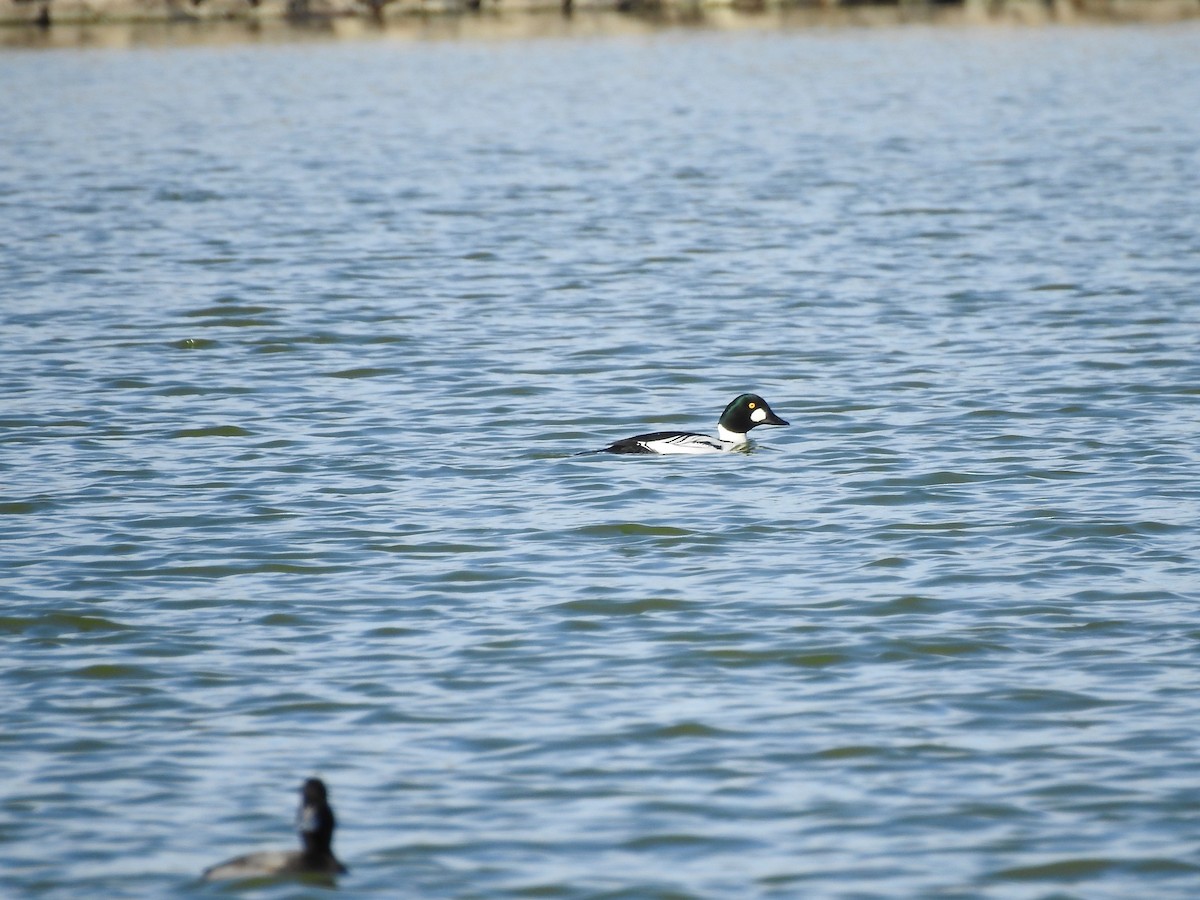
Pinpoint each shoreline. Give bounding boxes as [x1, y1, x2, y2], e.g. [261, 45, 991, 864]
[3, 0, 1198, 45]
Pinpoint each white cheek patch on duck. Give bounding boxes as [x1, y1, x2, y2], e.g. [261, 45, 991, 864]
[750, 407, 768, 424]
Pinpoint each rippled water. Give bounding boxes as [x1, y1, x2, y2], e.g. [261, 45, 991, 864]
[3, 19, 1200, 899]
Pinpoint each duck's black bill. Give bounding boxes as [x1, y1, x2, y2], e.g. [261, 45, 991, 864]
[764, 412, 789, 426]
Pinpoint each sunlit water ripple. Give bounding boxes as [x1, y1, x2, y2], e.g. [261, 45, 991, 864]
[2, 20, 1200, 899]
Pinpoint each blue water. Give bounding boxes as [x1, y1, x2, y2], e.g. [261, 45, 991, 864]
[2, 18, 1200, 899]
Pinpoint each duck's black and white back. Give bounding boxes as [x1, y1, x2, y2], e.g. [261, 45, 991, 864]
[595, 393, 789, 455]
[603, 431, 728, 455]
[202, 778, 347, 882]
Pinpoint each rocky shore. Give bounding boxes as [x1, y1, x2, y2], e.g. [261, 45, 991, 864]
[3, 0, 1197, 32]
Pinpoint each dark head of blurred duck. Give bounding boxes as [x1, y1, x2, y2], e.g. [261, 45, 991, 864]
[202, 778, 347, 882]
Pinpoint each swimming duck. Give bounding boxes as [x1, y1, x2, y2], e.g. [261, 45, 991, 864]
[594, 393, 789, 454]
[202, 778, 347, 882]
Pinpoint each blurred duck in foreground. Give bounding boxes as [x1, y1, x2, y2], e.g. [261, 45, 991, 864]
[203, 778, 347, 882]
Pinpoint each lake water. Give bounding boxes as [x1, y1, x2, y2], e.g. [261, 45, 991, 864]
[2, 16, 1200, 899]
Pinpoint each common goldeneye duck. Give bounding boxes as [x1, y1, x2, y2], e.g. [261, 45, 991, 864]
[594, 393, 789, 455]
[202, 778, 347, 882]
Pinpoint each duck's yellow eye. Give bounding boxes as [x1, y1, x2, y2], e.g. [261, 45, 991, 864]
[748, 402, 756, 409]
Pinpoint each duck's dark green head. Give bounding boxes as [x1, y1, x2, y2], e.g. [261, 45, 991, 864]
[717, 393, 789, 442]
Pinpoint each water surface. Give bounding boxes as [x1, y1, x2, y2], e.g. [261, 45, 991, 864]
[2, 20, 1200, 899]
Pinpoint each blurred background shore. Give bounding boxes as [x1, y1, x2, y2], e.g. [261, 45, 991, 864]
[4, 0, 1198, 50]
